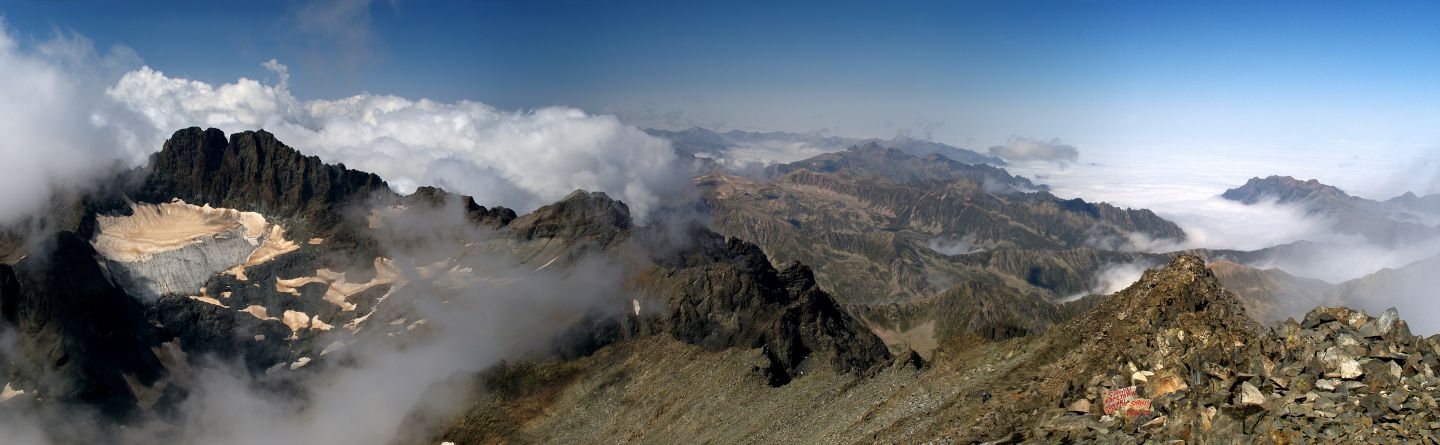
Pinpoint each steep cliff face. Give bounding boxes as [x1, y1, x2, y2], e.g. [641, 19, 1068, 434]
[632, 233, 890, 385]
[503, 191, 892, 386]
[138, 127, 392, 236]
[0, 232, 169, 419]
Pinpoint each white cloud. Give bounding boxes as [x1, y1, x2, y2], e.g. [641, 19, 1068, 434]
[106, 60, 686, 220]
[925, 235, 981, 256]
[1008, 149, 1440, 284]
[694, 140, 833, 169]
[0, 22, 684, 224]
[988, 136, 1079, 165]
[0, 21, 150, 222]
[1058, 261, 1150, 303]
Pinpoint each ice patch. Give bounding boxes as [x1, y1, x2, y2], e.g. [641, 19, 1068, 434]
[240, 305, 278, 321]
[1, 382, 26, 401]
[92, 200, 267, 261]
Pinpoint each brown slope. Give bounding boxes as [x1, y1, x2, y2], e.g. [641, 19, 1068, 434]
[425, 255, 1262, 443]
[1208, 259, 1338, 324]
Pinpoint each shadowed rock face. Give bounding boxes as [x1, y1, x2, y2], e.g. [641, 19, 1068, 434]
[633, 233, 891, 385]
[508, 191, 892, 386]
[0, 232, 167, 419]
[138, 127, 392, 236]
[508, 190, 631, 247]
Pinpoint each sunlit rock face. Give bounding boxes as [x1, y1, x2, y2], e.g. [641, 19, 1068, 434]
[91, 200, 296, 298]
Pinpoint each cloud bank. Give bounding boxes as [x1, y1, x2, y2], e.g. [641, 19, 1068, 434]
[0, 20, 687, 224]
[0, 21, 151, 222]
[988, 136, 1079, 165]
[1008, 149, 1440, 285]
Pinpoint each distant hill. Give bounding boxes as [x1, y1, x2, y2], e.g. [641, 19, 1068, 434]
[1387, 191, 1440, 215]
[645, 126, 1004, 167]
[1222, 175, 1437, 245]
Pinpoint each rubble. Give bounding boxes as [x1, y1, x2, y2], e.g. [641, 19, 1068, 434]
[1038, 303, 1440, 443]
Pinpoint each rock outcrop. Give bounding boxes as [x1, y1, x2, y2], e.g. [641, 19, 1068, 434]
[506, 190, 893, 386]
[0, 232, 168, 418]
[998, 255, 1440, 443]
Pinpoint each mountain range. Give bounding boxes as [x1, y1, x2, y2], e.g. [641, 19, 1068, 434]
[1222, 175, 1440, 245]
[646, 126, 1005, 167]
[3, 129, 1440, 443]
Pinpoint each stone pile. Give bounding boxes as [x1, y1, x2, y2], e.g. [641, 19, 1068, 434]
[1035, 306, 1440, 444]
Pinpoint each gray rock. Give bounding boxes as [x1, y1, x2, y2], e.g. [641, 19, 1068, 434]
[1377, 307, 1399, 336]
[1235, 381, 1266, 407]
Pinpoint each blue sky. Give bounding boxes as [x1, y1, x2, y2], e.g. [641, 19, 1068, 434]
[4, 0, 1440, 156]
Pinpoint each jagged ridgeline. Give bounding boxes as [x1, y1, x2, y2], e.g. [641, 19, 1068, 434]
[0, 127, 889, 436]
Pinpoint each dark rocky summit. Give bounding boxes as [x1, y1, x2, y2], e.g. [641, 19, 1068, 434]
[633, 234, 891, 385]
[139, 127, 392, 235]
[508, 190, 631, 247]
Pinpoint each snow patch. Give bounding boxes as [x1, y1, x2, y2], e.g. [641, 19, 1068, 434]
[1, 382, 26, 401]
[188, 295, 229, 309]
[225, 225, 300, 281]
[281, 310, 313, 332]
[240, 305, 278, 321]
[92, 200, 267, 261]
[536, 254, 561, 271]
[276, 258, 402, 311]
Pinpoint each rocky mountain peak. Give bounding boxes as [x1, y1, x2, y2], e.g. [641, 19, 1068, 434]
[1044, 254, 1261, 373]
[1018, 254, 1440, 442]
[402, 186, 517, 228]
[1221, 175, 1350, 205]
[507, 190, 631, 245]
[139, 127, 392, 232]
[844, 141, 910, 161]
